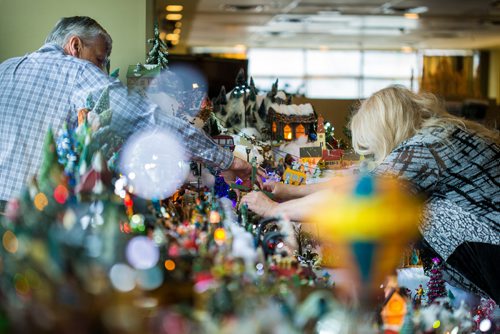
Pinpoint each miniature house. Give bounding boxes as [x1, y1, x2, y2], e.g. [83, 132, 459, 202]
[381, 289, 408, 333]
[299, 147, 323, 168]
[126, 63, 161, 92]
[268, 103, 316, 141]
[316, 114, 326, 149]
[321, 149, 344, 169]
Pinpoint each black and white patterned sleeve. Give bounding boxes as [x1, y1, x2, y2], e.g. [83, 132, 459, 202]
[371, 143, 443, 194]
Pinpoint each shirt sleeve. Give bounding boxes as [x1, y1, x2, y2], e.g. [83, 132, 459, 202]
[70, 63, 234, 170]
[371, 143, 442, 194]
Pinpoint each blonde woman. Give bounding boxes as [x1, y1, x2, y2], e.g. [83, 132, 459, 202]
[242, 85, 499, 301]
[350, 85, 499, 302]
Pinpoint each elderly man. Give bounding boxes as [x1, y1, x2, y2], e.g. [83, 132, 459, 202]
[0, 16, 259, 211]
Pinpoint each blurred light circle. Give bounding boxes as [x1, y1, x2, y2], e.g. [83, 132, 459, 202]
[109, 263, 136, 292]
[63, 209, 77, 230]
[146, 65, 208, 117]
[136, 267, 164, 290]
[85, 234, 103, 258]
[479, 319, 492, 332]
[126, 236, 160, 270]
[2, 230, 18, 254]
[119, 130, 188, 200]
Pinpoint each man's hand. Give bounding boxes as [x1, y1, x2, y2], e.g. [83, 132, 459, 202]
[240, 191, 278, 217]
[221, 156, 266, 189]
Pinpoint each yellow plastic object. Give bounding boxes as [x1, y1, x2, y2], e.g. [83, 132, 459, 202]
[306, 175, 423, 303]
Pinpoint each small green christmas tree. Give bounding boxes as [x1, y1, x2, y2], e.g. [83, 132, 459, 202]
[38, 128, 65, 190]
[146, 22, 168, 69]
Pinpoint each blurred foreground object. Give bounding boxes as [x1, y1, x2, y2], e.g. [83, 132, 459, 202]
[307, 174, 423, 306]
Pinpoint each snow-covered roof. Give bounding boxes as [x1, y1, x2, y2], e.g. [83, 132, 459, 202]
[275, 91, 287, 100]
[270, 103, 314, 116]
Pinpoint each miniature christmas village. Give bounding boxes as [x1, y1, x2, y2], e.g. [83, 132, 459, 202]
[0, 26, 497, 334]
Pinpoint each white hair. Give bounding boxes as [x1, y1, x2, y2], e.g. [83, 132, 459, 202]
[45, 16, 112, 56]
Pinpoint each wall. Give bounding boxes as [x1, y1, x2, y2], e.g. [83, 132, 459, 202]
[488, 48, 500, 105]
[293, 97, 358, 144]
[0, 0, 150, 82]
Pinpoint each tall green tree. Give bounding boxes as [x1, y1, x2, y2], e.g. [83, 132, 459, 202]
[146, 22, 169, 69]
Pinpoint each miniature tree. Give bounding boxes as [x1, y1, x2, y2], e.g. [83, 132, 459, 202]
[235, 68, 246, 87]
[38, 128, 65, 190]
[146, 22, 168, 69]
[426, 257, 447, 304]
[248, 77, 257, 102]
[231, 68, 248, 98]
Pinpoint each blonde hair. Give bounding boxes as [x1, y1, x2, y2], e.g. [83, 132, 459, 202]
[350, 85, 499, 162]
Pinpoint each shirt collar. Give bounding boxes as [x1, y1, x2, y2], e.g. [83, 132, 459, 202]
[37, 43, 65, 54]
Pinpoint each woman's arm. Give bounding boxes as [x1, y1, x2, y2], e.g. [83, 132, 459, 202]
[264, 175, 353, 202]
[242, 176, 354, 221]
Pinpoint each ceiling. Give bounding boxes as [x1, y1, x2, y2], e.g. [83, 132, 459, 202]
[155, 0, 500, 54]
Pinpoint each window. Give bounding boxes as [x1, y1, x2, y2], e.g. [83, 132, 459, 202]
[248, 48, 419, 98]
[284, 124, 292, 140]
[295, 124, 305, 138]
[363, 51, 417, 78]
[306, 79, 359, 99]
[306, 50, 360, 76]
[272, 122, 277, 133]
[248, 49, 304, 76]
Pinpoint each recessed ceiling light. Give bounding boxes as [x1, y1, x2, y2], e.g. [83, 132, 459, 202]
[166, 34, 180, 41]
[234, 44, 247, 52]
[165, 5, 183, 12]
[401, 45, 413, 53]
[166, 14, 182, 21]
[404, 13, 419, 20]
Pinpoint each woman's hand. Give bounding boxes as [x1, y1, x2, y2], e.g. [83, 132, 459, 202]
[263, 181, 297, 202]
[240, 191, 278, 217]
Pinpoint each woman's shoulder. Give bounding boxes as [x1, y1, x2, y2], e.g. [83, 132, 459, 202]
[399, 126, 453, 148]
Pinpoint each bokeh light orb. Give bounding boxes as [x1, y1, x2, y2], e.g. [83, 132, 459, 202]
[479, 319, 492, 332]
[109, 263, 136, 292]
[136, 267, 164, 290]
[119, 130, 188, 200]
[126, 236, 160, 270]
[146, 64, 208, 118]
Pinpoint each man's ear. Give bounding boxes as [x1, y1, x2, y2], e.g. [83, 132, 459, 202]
[63, 36, 83, 58]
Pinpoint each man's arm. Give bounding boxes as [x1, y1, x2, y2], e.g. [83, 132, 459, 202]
[71, 63, 234, 169]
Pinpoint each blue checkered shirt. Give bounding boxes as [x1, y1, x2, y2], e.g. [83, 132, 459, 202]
[0, 43, 233, 201]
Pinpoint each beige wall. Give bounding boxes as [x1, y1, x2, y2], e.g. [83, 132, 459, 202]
[294, 97, 358, 143]
[488, 49, 500, 105]
[0, 0, 150, 82]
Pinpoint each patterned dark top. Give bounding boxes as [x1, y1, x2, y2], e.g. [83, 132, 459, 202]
[372, 124, 499, 299]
